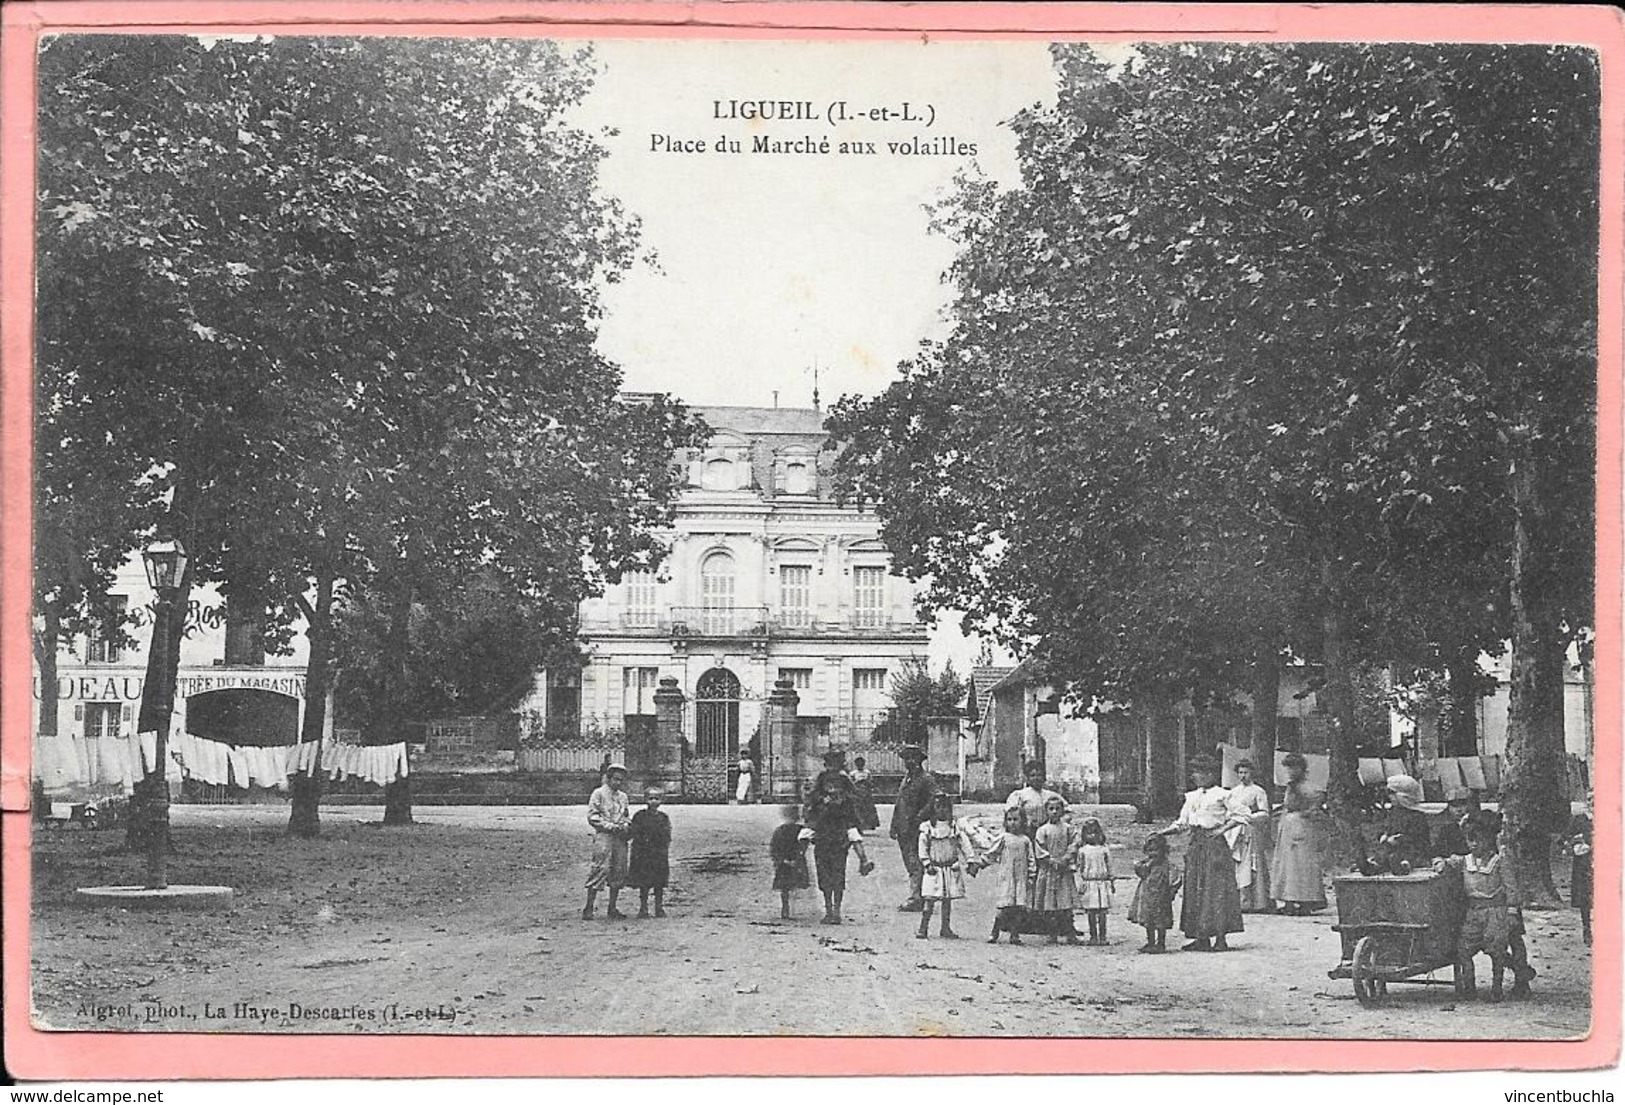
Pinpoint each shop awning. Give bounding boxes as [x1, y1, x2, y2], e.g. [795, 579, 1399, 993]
[185, 688, 300, 747]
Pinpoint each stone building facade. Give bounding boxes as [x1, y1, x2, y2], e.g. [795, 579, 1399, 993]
[531, 403, 932, 799]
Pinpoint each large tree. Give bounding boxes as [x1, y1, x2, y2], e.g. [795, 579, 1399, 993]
[830, 43, 1597, 863]
[36, 35, 704, 839]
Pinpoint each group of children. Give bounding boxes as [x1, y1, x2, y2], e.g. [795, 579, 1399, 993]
[581, 765, 672, 921]
[585, 761, 1593, 998]
[771, 786, 1180, 952]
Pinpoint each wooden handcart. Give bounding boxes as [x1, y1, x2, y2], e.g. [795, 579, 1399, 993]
[1327, 868, 1466, 1006]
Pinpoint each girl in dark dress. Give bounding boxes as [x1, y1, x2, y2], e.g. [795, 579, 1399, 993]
[628, 787, 672, 918]
[807, 774, 875, 924]
[1129, 833, 1179, 953]
[770, 804, 812, 919]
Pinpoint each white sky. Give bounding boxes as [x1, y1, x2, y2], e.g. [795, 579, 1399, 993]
[569, 38, 1070, 672]
[573, 38, 1061, 409]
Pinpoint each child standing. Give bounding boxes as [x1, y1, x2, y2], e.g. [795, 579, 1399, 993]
[973, 806, 1037, 944]
[1433, 817, 1519, 1001]
[628, 786, 672, 918]
[583, 764, 631, 920]
[769, 804, 812, 920]
[807, 773, 875, 924]
[1129, 833, 1179, 953]
[1033, 795, 1080, 944]
[916, 793, 976, 939]
[1074, 817, 1116, 945]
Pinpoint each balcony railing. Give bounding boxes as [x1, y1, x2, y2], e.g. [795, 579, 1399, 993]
[585, 607, 927, 637]
[669, 606, 772, 638]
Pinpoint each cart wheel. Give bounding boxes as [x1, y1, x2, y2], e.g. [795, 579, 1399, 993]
[1352, 936, 1388, 1007]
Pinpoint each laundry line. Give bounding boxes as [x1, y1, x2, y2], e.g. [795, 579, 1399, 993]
[33, 728, 407, 791]
[167, 731, 408, 788]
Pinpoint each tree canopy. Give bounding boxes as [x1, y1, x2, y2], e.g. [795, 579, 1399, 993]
[830, 43, 1597, 872]
[36, 35, 706, 834]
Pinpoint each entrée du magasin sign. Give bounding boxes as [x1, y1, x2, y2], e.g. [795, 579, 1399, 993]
[35, 671, 307, 702]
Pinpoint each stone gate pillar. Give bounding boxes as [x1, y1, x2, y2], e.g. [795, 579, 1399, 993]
[651, 677, 687, 798]
[762, 676, 801, 800]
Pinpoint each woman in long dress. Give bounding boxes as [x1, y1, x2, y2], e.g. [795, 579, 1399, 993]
[1226, 759, 1273, 912]
[1158, 754, 1244, 951]
[1269, 752, 1327, 915]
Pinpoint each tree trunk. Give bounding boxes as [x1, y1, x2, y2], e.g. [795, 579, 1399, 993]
[379, 575, 415, 826]
[1250, 643, 1281, 802]
[33, 610, 61, 825]
[127, 566, 190, 854]
[1444, 649, 1483, 758]
[288, 569, 334, 838]
[1319, 557, 1362, 867]
[1502, 447, 1567, 907]
[1143, 694, 1181, 819]
[383, 776, 414, 825]
[35, 608, 60, 738]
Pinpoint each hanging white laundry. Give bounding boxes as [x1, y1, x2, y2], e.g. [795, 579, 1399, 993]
[171, 732, 193, 779]
[204, 736, 230, 786]
[268, 744, 293, 785]
[227, 744, 250, 789]
[70, 734, 93, 788]
[139, 731, 160, 776]
[106, 737, 136, 787]
[396, 743, 409, 779]
[250, 746, 275, 787]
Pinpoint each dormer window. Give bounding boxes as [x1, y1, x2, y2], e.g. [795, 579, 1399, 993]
[783, 460, 813, 495]
[702, 457, 738, 490]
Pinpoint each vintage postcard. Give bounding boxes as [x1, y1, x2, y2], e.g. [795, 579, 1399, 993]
[1, 0, 1619, 1082]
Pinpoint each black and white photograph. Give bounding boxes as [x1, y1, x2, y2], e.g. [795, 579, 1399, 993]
[19, 22, 1607, 1051]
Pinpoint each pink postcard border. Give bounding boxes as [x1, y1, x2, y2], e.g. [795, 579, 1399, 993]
[1, 1, 1620, 1080]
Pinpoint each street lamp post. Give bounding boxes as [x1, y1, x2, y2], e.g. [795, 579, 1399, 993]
[140, 537, 188, 891]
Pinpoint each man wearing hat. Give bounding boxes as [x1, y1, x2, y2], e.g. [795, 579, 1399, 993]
[889, 744, 938, 911]
[583, 763, 632, 920]
[1157, 753, 1244, 950]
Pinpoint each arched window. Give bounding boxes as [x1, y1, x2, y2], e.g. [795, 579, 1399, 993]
[700, 551, 735, 634]
[783, 460, 813, 495]
[702, 457, 737, 490]
[695, 667, 741, 757]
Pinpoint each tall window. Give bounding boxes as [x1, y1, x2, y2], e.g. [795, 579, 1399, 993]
[700, 552, 735, 634]
[853, 668, 890, 716]
[623, 667, 659, 715]
[224, 597, 265, 666]
[782, 460, 814, 495]
[852, 566, 885, 628]
[778, 667, 813, 690]
[625, 571, 658, 627]
[779, 565, 811, 628]
[85, 596, 127, 663]
[83, 702, 123, 741]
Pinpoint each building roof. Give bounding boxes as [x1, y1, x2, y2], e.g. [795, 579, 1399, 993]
[693, 405, 828, 437]
[986, 660, 1039, 697]
[967, 664, 1018, 719]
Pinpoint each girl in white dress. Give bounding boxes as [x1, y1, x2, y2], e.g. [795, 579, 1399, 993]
[916, 793, 977, 940]
[1073, 816, 1115, 945]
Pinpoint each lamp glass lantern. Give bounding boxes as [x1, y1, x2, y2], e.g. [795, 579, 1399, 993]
[142, 538, 189, 594]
